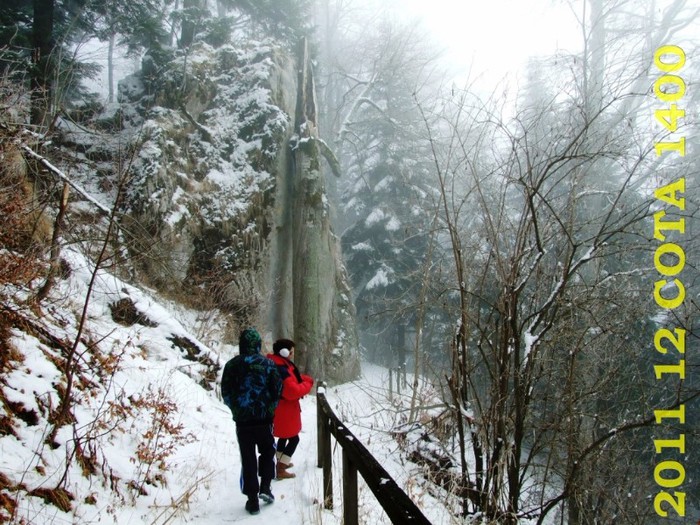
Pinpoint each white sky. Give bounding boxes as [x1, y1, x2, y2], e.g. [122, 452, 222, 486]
[398, 0, 583, 86]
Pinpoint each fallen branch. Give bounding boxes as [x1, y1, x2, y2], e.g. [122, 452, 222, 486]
[21, 145, 111, 216]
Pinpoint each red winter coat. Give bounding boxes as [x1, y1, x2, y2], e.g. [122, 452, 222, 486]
[267, 354, 314, 438]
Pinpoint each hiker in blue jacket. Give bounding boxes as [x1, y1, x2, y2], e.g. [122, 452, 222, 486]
[221, 328, 283, 515]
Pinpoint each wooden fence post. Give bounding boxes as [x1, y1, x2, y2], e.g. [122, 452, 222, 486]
[317, 383, 325, 469]
[316, 384, 432, 525]
[322, 426, 333, 508]
[318, 384, 333, 510]
[343, 448, 358, 525]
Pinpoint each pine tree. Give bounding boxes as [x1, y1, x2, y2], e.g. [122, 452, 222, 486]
[227, 0, 313, 43]
[1, 0, 171, 125]
[328, 19, 443, 366]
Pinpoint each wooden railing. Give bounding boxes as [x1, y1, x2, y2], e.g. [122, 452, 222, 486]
[316, 383, 432, 525]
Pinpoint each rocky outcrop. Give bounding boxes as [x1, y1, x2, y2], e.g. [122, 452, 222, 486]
[121, 43, 286, 303]
[119, 40, 359, 383]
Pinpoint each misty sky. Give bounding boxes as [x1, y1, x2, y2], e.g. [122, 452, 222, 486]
[393, 0, 699, 90]
[399, 0, 581, 85]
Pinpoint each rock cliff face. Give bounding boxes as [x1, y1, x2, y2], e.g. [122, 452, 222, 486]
[119, 40, 359, 383]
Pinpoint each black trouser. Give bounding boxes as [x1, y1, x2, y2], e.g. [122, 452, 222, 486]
[276, 435, 300, 459]
[236, 423, 275, 498]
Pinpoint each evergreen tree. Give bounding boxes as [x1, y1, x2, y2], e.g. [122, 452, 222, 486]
[0, 0, 171, 125]
[0, 0, 33, 79]
[88, 0, 170, 53]
[327, 18, 443, 366]
[226, 0, 313, 43]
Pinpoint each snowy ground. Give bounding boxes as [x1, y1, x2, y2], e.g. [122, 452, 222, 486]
[158, 364, 443, 525]
[2, 247, 456, 525]
[119, 363, 455, 524]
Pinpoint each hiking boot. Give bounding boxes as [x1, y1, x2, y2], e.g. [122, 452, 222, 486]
[276, 462, 296, 479]
[278, 453, 294, 468]
[245, 497, 260, 515]
[259, 487, 275, 504]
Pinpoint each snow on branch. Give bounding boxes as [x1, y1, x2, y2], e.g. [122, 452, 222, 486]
[290, 134, 342, 178]
[336, 77, 397, 145]
[523, 244, 598, 362]
[317, 137, 342, 177]
[21, 145, 112, 216]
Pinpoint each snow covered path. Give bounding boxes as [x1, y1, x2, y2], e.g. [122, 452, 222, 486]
[155, 363, 440, 525]
[182, 395, 327, 524]
[3, 249, 450, 524]
[3, 247, 443, 524]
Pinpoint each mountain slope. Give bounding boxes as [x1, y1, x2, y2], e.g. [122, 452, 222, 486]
[0, 244, 456, 523]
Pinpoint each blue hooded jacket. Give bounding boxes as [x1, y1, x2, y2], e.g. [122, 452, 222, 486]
[221, 328, 283, 426]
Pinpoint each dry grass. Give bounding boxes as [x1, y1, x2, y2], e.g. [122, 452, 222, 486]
[27, 487, 74, 513]
[0, 471, 18, 524]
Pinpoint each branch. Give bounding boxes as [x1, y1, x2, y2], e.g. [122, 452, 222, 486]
[179, 103, 213, 143]
[317, 137, 342, 178]
[21, 145, 112, 216]
[536, 390, 700, 524]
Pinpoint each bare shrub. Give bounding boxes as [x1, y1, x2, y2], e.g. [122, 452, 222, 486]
[109, 298, 158, 327]
[128, 385, 195, 498]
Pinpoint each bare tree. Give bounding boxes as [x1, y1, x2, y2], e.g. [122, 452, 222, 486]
[30, 0, 55, 127]
[403, 0, 700, 521]
[419, 56, 698, 525]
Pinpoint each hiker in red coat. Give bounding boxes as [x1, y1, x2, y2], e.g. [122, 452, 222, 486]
[268, 338, 314, 479]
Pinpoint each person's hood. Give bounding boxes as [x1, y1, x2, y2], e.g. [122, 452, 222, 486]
[239, 328, 262, 356]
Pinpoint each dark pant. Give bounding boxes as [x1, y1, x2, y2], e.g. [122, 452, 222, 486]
[236, 423, 275, 498]
[276, 435, 300, 458]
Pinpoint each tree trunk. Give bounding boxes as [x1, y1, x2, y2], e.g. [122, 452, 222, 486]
[216, 0, 227, 18]
[292, 37, 329, 378]
[586, 0, 605, 117]
[397, 323, 406, 369]
[107, 34, 115, 103]
[289, 38, 360, 383]
[179, 0, 201, 49]
[35, 182, 69, 303]
[31, 0, 55, 128]
[170, 0, 180, 47]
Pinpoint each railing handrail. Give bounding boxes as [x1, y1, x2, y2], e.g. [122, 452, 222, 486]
[316, 383, 432, 525]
